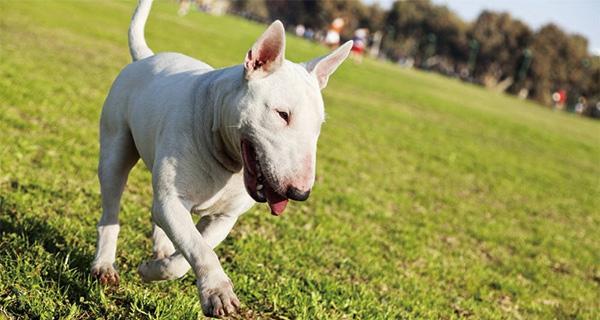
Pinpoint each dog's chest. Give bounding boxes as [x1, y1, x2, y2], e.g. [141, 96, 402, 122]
[187, 172, 254, 217]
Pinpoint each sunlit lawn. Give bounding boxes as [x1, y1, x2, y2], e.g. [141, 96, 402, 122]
[1, 1, 598, 319]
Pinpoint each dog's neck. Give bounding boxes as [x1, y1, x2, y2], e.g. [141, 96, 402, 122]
[194, 65, 246, 173]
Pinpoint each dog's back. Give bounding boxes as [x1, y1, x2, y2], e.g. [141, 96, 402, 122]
[101, 52, 213, 168]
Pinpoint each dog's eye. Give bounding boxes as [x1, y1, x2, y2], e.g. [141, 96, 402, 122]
[277, 110, 290, 124]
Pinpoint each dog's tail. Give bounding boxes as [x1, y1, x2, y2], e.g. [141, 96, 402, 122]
[129, 0, 154, 61]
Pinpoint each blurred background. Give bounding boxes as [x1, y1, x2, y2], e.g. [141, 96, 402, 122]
[1, 0, 598, 318]
[181, 0, 599, 118]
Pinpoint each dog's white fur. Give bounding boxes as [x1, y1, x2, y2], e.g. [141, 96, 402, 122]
[90, 0, 351, 317]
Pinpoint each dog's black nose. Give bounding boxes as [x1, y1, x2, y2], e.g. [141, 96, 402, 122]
[286, 187, 310, 201]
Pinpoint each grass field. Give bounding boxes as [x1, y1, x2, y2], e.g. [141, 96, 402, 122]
[1, 1, 599, 319]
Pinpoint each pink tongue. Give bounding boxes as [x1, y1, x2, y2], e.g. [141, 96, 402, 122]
[265, 185, 288, 216]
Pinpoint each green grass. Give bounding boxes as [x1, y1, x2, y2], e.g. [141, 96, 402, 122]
[1, 1, 599, 319]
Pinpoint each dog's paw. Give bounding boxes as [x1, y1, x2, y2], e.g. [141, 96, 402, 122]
[198, 277, 240, 318]
[91, 262, 120, 286]
[138, 255, 190, 282]
[137, 260, 156, 283]
[138, 259, 171, 282]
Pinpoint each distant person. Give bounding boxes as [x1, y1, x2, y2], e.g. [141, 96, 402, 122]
[517, 87, 529, 99]
[575, 96, 587, 114]
[304, 28, 314, 40]
[552, 89, 567, 110]
[295, 24, 305, 37]
[178, 0, 194, 16]
[351, 28, 368, 63]
[325, 17, 344, 48]
[315, 30, 325, 42]
[368, 30, 383, 58]
[178, 0, 228, 16]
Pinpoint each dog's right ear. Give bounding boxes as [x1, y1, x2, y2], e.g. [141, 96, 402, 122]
[303, 41, 353, 90]
[244, 20, 286, 80]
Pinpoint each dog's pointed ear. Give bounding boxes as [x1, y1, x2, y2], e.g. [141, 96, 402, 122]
[303, 41, 353, 90]
[244, 20, 286, 79]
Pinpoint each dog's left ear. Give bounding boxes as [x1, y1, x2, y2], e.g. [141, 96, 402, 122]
[304, 41, 353, 90]
[244, 20, 286, 79]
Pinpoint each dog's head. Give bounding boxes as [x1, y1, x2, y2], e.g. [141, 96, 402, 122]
[236, 21, 351, 216]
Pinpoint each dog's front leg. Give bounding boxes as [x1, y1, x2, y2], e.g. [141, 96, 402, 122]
[138, 214, 239, 282]
[153, 198, 240, 317]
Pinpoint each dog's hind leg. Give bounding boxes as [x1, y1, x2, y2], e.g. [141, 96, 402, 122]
[137, 250, 190, 282]
[151, 223, 176, 259]
[91, 129, 139, 285]
[138, 214, 238, 282]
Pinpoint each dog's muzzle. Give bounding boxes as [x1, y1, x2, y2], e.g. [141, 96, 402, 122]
[286, 187, 310, 201]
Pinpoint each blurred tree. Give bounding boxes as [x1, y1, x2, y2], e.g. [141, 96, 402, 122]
[383, 0, 467, 65]
[239, 0, 372, 39]
[468, 11, 532, 89]
[228, 0, 598, 117]
[230, 0, 269, 21]
[361, 4, 386, 32]
[582, 56, 600, 117]
[529, 24, 590, 105]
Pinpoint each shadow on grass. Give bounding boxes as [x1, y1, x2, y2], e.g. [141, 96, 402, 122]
[0, 193, 98, 316]
[0, 185, 196, 318]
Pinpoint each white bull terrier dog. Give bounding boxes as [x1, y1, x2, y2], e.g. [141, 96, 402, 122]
[90, 0, 352, 317]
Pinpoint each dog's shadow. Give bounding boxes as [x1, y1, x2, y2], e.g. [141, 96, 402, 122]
[0, 185, 268, 319]
[1, 186, 200, 319]
[0, 192, 96, 315]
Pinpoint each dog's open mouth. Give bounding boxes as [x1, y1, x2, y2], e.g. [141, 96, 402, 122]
[241, 140, 289, 216]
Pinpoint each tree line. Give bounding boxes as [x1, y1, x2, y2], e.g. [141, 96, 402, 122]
[231, 0, 599, 117]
